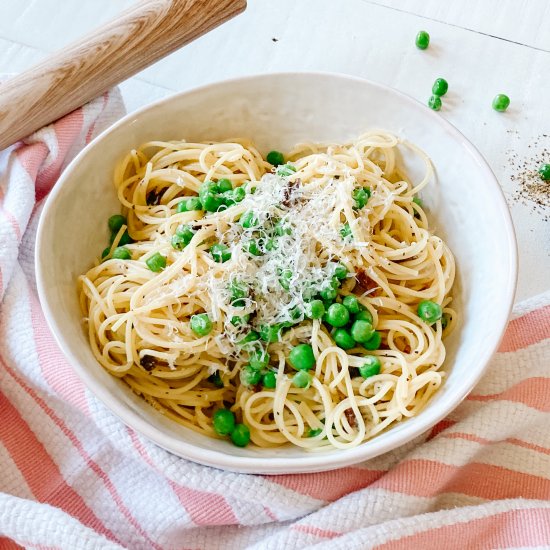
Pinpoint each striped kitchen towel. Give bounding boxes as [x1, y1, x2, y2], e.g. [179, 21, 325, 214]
[1, 91, 550, 550]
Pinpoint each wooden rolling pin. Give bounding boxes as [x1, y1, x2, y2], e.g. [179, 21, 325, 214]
[0, 0, 246, 150]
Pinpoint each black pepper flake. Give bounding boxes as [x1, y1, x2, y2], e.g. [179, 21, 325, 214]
[272, 37, 278, 42]
[140, 355, 157, 371]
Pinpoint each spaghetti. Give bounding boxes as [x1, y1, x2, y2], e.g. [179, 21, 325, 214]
[78, 131, 456, 450]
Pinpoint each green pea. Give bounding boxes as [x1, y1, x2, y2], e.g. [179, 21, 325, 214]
[359, 355, 381, 379]
[146, 252, 166, 272]
[212, 408, 235, 435]
[202, 194, 224, 212]
[101, 247, 111, 259]
[492, 94, 510, 112]
[305, 300, 325, 320]
[355, 309, 374, 324]
[428, 95, 442, 111]
[415, 30, 430, 50]
[220, 190, 236, 207]
[190, 313, 213, 336]
[307, 428, 323, 438]
[240, 365, 261, 387]
[266, 150, 285, 166]
[352, 188, 370, 209]
[232, 186, 246, 202]
[333, 328, 355, 350]
[244, 240, 262, 256]
[417, 300, 442, 324]
[185, 197, 202, 211]
[325, 303, 350, 328]
[292, 370, 311, 389]
[231, 424, 251, 447]
[198, 181, 223, 211]
[175, 224, 195, 244]
[334, 263, 348, 280]
[276, 164, 297, 177]
[330, 276, 341, 290]
[274, 220, 292, 236]
[363, 331, 382, 350]
[259, 324, 283, 343]
[319, 284, 337, 301]
[240, 210, 259, 229]
[249, 349, 270, 370]
[210, 243, 231, 263]
[278, 269, 293, 290]
[343, 295, 361, 314]
[112, 246, 131, 260]
[238, 331, 260, 347]
[319, 286, 338, 309]
[112, 229, 133, 246]
[108, 214, 126, 234]
[217, 178, 233, 192]
[229, 281, 248, 305]
[340, 223, 352, 239]
[350, 320, 375, 343]
[538, 164, 550, 181]
[289, 344, 315, 371]
[176, 199, 189, 213]
[265, 238, 278, 251]
[262, 371, 277, 389]
[290, 306, 303, 321]
[198, 180, 219, 202]
[432, 78, 448, 97]
[230, 315, 250, 327]
[171, 234, 187, 250]
[208, 371, 224, 388]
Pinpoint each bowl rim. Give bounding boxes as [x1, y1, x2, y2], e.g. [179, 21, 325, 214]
[36, 71, 518, 474]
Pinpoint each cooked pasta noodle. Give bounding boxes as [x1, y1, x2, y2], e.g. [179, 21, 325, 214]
[78, 131, 456, 450]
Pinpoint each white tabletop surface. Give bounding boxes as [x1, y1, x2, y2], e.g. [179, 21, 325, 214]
[1, 0, 548, 302]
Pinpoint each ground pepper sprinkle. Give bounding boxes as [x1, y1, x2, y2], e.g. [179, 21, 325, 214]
[507, 132, 550, 222]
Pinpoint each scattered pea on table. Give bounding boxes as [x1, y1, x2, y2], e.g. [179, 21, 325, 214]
[415, 30, 430, 50]
[492, 94, 510, 112]
[428, 95, 442, 111]
[432, 78, 448, 97]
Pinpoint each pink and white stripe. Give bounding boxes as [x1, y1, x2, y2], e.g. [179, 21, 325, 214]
[1, 90, 550, 550]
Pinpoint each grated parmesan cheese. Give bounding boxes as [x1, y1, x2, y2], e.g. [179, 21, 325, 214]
[196, 169, 374, 352]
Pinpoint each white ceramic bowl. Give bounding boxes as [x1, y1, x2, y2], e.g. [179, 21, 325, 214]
[36, 73, 517, 474]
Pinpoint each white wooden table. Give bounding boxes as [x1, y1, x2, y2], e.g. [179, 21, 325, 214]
[1, 0, 548, 301]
